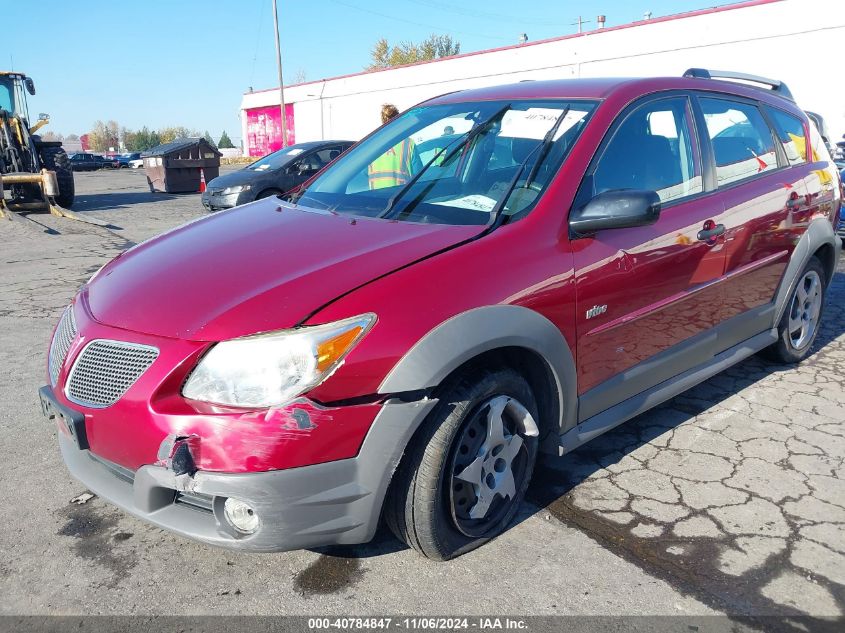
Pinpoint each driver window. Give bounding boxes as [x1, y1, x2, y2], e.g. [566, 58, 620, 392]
[592, 97, 702, 204]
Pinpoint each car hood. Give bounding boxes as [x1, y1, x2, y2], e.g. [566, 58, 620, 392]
[206, 168, 275, 190]
[84, 198, 478, 341]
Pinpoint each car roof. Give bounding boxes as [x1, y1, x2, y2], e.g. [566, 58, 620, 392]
[425, 76, 803, 114]
[285, 140, 353, 151]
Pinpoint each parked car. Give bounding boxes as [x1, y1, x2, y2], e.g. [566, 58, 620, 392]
[129, 157, 144, 169]
[201, 140, 353, 211]
[92, 154, 119, 169]
[68, 153, 99, 171]
[805, 110, 834, 157]
[115, 152, 141, 168]
[41, 69, 841, 561]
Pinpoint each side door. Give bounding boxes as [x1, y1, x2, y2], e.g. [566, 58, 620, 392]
[696, 95, 811, 344]
[572, 94, 728, 421]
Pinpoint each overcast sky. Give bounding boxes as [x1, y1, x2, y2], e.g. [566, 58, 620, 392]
[3, 0, 736, 143]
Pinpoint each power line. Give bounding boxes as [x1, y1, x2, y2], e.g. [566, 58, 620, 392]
[406, 0, 573, 27]
[328, 0, 511, 41]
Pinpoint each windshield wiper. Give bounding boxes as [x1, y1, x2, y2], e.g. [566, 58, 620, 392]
[378, 103, 511, 219]
[484, 106, 571, 234]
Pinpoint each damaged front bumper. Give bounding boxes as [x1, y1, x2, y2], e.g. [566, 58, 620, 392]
[51, 389, 439, 552]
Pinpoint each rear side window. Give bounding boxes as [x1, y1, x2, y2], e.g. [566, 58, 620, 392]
[315, 146, 344, 164]
[768, 108, 806, 166]
[592, 97, 702, 204]
[700, 97, 778, 186]
[808, 118, 833, 164]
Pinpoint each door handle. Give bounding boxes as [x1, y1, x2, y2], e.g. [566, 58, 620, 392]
[697, 223, 725, 241]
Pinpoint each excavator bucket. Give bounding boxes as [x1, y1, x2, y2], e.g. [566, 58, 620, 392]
[0, 170, 109, 231]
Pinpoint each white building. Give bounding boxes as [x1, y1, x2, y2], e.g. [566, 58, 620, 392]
[240, 0, 845, 156]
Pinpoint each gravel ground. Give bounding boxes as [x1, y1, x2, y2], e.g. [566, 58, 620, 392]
[0, 169, 842, 626]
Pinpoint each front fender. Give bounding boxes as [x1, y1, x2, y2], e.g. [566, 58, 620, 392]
[378, 304, 577, 436]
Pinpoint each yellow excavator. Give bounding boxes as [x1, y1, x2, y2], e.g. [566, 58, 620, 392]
[0, 71, 106, 230]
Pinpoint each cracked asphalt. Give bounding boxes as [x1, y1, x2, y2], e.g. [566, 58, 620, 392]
[0, 169, 842, 626]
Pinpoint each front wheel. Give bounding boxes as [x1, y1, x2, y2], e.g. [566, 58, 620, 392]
[385, 367, 539, 560]
[762, 256, 826, 363]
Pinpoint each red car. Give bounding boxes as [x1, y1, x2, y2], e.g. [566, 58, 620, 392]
[41, 69, 841, 560]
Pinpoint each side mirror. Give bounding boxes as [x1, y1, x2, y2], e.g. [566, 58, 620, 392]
[570, 190, 661, 236]
[24, 77, 36, 95]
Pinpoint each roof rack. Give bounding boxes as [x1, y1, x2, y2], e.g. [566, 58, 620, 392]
[683, 68, 794, 102]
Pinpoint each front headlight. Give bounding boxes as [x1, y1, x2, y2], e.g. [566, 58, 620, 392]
[221, 184, 251, 195]
[182, 314, 375, 408]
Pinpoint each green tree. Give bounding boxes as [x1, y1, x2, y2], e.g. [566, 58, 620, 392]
[124, 126, 161, 152]
[367, 34, 460, 70]
[218, 130, 235, 149]
[203, 130, 217, 149]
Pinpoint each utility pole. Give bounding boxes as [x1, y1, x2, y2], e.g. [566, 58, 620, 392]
[272, 0, 288, 148]
[571, 16, 592, 33]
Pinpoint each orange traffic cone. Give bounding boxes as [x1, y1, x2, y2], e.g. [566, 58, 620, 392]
[199, 168, 207, 193]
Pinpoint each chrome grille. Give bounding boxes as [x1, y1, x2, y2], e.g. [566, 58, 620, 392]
[66, 340, 159, 408]
[49, 306, 77, 386]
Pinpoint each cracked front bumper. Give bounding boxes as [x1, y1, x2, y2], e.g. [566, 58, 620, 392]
[54, 397, 438, 552]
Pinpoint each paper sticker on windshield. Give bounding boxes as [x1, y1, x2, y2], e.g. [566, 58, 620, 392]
[500, 108, 588, 140]
[286, 148, 304, 156]
[433, 194, 496, 212]
[255, 164, 270, 171]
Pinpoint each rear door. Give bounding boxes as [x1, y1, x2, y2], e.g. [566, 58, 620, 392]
[696, 95, 810, 345]
[572, 94, 728, 420]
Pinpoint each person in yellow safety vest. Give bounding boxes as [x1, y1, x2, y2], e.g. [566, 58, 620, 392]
[368, 104, 422, 190]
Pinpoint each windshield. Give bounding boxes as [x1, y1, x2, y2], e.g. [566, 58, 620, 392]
[247, 146, 307, 171]
[295, 99, 597, 225]
[0, 77, 14, 112]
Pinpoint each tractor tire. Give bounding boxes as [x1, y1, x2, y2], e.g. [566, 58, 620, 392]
[39, 146, 75, 208]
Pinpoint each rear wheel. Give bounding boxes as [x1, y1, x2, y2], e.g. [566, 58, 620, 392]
[39, 146, 75, 208]
[762, 256, 826, 363]
[385, 366, 539, 560]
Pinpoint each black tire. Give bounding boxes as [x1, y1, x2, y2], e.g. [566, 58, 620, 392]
[385, 366, 539, 560]
[761, 256, 827, 363]
[39, 146, 75, 208]
[257, 188, 283, 200]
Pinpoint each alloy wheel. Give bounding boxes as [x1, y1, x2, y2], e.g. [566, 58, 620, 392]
[449, 395, 538, 538]
[788, 269, 822, 350]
